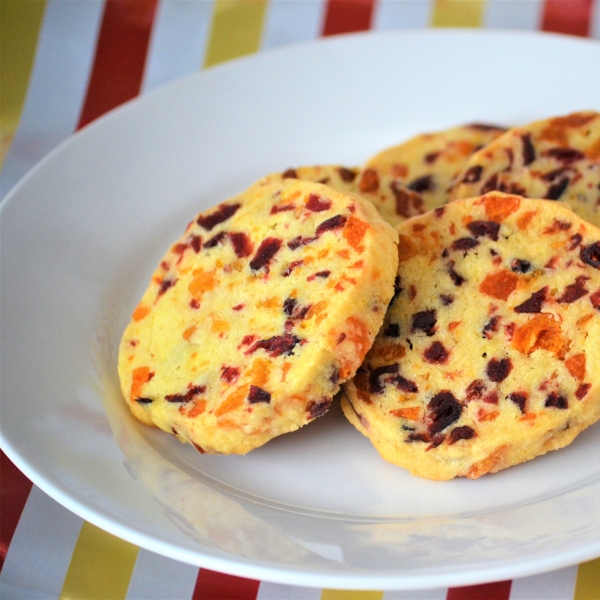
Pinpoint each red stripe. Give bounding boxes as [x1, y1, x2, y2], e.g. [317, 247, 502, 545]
[192, 568, 260, 600]
[541, 0, 593, 37]
[77, 0, 158, 130]
[0, 451, 33, 573]
[322, 0, 375, 36]
[447, 580, 512, 600]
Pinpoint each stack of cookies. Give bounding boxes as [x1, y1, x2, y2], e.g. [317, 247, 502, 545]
[118, 111, 600, 480]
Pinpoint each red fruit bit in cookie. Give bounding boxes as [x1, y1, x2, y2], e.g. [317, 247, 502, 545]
[270, 203, 295, 214]
[558, 276, 590, 303]
[448, 425, 476, 444]
[245, 334, 300, 357]
[591, 288, 600, 309]
[228, 232, 253, 258]
[247, 385, 271, 404]
[483, 315, 501, 338]
[306, 194, 332, 212]
[423, 341, 450, 364]
[483, 194, 521, 222]
[282, 168, 298, 178]
[157, 278, 177, 298]
[545, 391, 568, 409]
[316, 215, 347, 237]
[447, 261, 466, 287]
[288, 236, 316, 250]
[283, 260, 304, 276]
[467, 220, 500, 241]
[546, 177, 570, 200]
[427, 390, 462, 435]
[451, 237, 479, 252]
[250, 237, 282, 271]
[338, 167, 358, 182]
[508, 391, 528, 413]
[407, 175, 434, 193]
[283, 297, 311, 320]
[567, 233, 583, 251]
[411, 310, 437, 336]
[197, 203, 240, 231]
[358, 168, 379, 193]
[391, 185, 424, 218]
[165, 384, 206, 403]
[368, 364, 399, 393]
[521, 133, 536, 165]
[461, 165, 483, 184]
[576, 383, 592, 400]
[204, 231, 227, 248]
[511, 259, 532, 273]
[190, 235, 202, 253]
[514, 287, 548, 313]
[221, 366, 241, 384]
[479, 270, 519, 300]
[307, 270, 331, 281]
[546, 147, 585, 163]
[307, 398, 332, 419]
[390, 374, 419, 393]
[581, 242, 600, 269]
[466, 379, 487, 402]
[486, 357, 513, 382]
[543, 219, 572, 234]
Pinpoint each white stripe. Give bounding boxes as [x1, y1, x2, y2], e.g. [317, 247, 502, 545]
[0, 0, 103, 198]
[373, 0, 433, 30]
[142, 0, 214, 94]
[0, 486, 83, 599]
[484, 0, 544, 30]
[257, 581, 322, 600]
[591, 0, 600, 38]
[509, 565, 578, 600]
[126, 547, 199, 600]
[261, 0, 326, 50]
[384, 586, 447, 599]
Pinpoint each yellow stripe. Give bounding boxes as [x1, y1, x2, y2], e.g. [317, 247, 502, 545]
[574, 557, 600, 600]
[203, 0, 269, 68]
[321, 590, 384, 600]
[60, 521, 139, 600]
[430, 0, 486, 28]
[0, 0, 46, 165]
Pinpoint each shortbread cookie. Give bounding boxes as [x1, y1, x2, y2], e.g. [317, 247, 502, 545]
[451, 111, 600, 227]
[342, 192, 600, 480]
[356, 124, 506, 227]
[118, 178, 398, 455]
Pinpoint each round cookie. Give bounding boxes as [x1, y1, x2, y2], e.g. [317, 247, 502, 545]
[355, 124, 506, 227]
[118, 178, 398, 455]
[451, 111, 600, 227]
[342, 192, 600, 480]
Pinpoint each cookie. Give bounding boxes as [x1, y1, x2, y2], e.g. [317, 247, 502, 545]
[118, 178, 398, 455]
[277, 165, 361, 194]
[451, 111, 600, 227]
[342, 192, 600, 480]
[355, 124, 506, 227]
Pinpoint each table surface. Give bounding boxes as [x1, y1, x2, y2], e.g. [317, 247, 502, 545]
[2, 1, 600, 598]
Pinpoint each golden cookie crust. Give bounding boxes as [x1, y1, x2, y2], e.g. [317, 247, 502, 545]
[118, 178, 398, 455]
[355, 124, 506, 227]
[451, 111, 600, 227]
[342, 192, 600, 480]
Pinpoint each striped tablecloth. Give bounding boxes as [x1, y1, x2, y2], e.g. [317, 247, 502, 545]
[2, 1, 600, 598]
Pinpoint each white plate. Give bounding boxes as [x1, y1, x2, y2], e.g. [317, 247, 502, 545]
[2, 29, 600, 591]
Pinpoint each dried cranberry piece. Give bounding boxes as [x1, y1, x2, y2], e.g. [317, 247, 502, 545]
[567, 233, 583, 251]
[521, 133, 536, 165]
[306, 194, 332, 212]
[135, 397, 153, 404]
[511, 258, 532, 273]
[283, 297, 311, 320]
[197, 203, 240, 231]
[452, 237, 479, 252]
[247, 386, 271, 404]
[270, 203, 295, 214]
[307, 398, 331, 419]
[467, 220, 500, 241]
[411, 310, 437, 336]
[546, 147, 585, 163]
[283, 168, 298, 178]
[384, 323, 400, 337]
[440, 294, 454, 305]
[546, 177, 570, 200]
[576, 383, 591, 400]
[427, 391, 462, 435]
[514, 287, 547, 313]
[407, 175, 434, 193]
[338, 167, 357, 182]
[250, 237, 282, 271]
[545, 392, 568, 409]
[580, 242, 600, 269]
[557, 276, 589, 303]
[448, 426, 476, 444]
[508, 391, 527, 413]
[482, 315, 501, 338]
[246, 334, 300, 357]
[288, 236, 316, 250]
[486, 358, 513, 382]
[316, 215, 347, 236]
[190, 235, 202, 253]
[165, 385, 206, 403]
[204, 231, 227, 248]
[221, 366, 240, 384]
[466, 379, 487, 402]
[368, 364, 399, 393]
[423, 341, 449, 364]
[389, 374, 418, 393]
[447, 261, 466, 286]
[461, 165, 483, 184]
[406, 432, 430, 443]
[157, 278, 177, 297]
[481, 173, 500, 194]
[591, 288, 600, 310]
[228, 232, 253, 257]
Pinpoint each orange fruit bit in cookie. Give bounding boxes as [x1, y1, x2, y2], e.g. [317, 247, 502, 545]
[390, 407, 421, 420]
[215, 384, 250, 417]
[479, 270, 519, 300]
[132, 304, 151, 321]
[247, 358, 271, 387]
[465, 445, 508, 479]
[130, 366, 153, 401]
[511, 313, 564, 356]
[565, 353, 586, 380]
[397, 235, 418, 262]
[188, 268, 217, 301]
[343, 215, 369, 251]
[483, 194, 521, 222]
